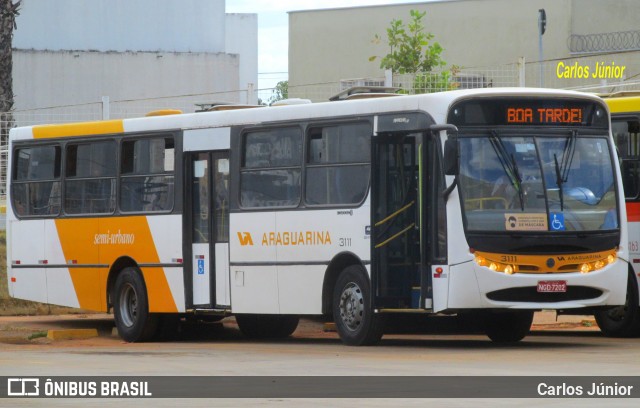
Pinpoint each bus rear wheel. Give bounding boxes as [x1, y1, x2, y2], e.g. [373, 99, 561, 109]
[235, 314, 299, 339]
[333, 265, 384, 346]
[595, 270, 640, 338]
[113, 267, 158, 342]
[484, 310, 534, 343]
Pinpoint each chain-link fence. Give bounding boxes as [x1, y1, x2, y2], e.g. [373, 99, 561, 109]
[289, 61, 524, 101]
[394, 62, 522, 94]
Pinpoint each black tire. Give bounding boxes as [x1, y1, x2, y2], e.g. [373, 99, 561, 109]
[333, 265, 384, 346]
[595, 270, 640, 338]
[112, 267, 158, 342]
[235, 314, 299, 339]
[484, 310, 534, 343]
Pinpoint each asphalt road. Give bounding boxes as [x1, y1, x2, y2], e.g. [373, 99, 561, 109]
[0, 313, 639, 407]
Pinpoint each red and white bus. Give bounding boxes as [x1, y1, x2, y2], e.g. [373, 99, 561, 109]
[599, 92, 640, 337]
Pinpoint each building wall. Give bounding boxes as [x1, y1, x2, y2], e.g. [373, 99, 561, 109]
[289, 0, 640, 100]
[12, 0, 257, 114]
[13, 50, 239, 113]
[14, 0, 227, 53]
[570, 0, 639, 35]
[226, 13, 259, 100]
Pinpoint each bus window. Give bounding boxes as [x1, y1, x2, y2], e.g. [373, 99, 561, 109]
[612, 118, 640, 158]
[120, 137, 175, 212]
[621, 160, 640, 199]
[11, 145, 61, 216]
[240, 127, 302, 208]
[64, 141, 117, 215]
[612, 118, 640, 199]
[305, 122, 371, 206]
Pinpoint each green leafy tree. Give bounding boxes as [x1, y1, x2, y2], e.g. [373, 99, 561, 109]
[267, 80, 288, 105]
[370, 10, 457, 93]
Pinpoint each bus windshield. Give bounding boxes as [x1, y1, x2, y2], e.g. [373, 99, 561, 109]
[458, 134, 618, 233]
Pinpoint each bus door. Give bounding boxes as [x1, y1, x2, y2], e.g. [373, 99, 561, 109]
[372, 132, 424, 309]
[186, 151, 230, 309]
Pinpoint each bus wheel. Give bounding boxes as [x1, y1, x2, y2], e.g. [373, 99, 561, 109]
[484, 310, 533, 343]
[235, 314, 299, 339]
[595, 270, 640, 338]
[333, 265, 384, 346]
[113, 267, 158, 342]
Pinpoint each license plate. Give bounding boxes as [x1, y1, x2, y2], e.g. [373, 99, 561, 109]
[537, 280, 567, 293]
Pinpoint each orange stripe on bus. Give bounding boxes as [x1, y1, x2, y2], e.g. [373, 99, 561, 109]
[627, 202, 640, 222]
[33, 120, 124, 139]
[55, 217, 178, 313]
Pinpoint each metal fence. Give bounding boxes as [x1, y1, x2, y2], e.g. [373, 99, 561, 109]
[289, 52, 640, 101]
[1, 52, 639, 224]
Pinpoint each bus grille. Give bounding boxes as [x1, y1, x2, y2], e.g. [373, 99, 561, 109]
[486, 286, 603, 303]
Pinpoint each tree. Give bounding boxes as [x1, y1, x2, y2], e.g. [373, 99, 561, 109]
[370, 9, 457, 93]
[267, 80, 288, 105]
[1, 0, 21, 193]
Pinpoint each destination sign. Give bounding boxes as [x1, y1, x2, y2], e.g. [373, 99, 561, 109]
[506, 107, 583, 124]
[448, 97, 608, 128]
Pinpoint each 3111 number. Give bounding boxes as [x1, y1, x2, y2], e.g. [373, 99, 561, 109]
[339, 238, 352, 247]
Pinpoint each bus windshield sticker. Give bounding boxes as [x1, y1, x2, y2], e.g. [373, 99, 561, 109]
[549, 213, 566, 231]
[505, 213, 548, 231]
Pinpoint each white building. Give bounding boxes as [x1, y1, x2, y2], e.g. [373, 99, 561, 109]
[12, 0, 258, 121]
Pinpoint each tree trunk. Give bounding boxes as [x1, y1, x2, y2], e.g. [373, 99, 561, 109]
[0, 0, 21, 195]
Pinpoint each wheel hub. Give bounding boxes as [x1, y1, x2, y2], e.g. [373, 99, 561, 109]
[119, 283, 138, 328]
[339, 282, 364, 331]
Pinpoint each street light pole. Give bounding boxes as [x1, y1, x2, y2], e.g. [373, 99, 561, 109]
[538, 9, 546, 87]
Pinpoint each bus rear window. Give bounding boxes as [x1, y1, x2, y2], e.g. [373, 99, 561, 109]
[13, 145, 61, 181]
[11, 145, 61, 216]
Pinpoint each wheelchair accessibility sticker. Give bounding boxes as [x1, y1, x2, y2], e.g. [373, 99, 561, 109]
[550, 213, 566, 231]
[197, 259, 205, 275]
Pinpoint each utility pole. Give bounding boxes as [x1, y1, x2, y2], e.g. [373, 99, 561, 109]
[538, 9, 546, 87]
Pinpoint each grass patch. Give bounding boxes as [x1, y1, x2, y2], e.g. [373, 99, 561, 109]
[27, 331, 47, 340]
[0, 229, 81, 315]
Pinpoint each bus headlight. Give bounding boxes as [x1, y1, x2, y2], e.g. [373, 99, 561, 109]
[475, 254, 514, 274]
[474, 250, 615, 274]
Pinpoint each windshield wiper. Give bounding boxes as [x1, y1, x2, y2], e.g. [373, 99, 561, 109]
[560, 130, 577, 182]
[509, 152, 525, 211]
[489, 132, 524, 211]
[553, 153, 564, 211]
[554, 130, 577, 211]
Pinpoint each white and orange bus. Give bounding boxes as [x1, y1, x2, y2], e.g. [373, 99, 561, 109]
[6, 88, 629, 344]
[599, 92, 640, 337]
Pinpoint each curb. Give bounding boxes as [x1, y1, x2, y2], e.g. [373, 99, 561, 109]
[323, 322, 337, 332]
[46, 328, 99, 340]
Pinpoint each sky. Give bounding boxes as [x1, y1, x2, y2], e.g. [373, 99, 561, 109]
[225, 1, 426, 92]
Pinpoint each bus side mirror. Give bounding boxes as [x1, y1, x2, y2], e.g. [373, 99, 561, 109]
[444, 138, 459, 176]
